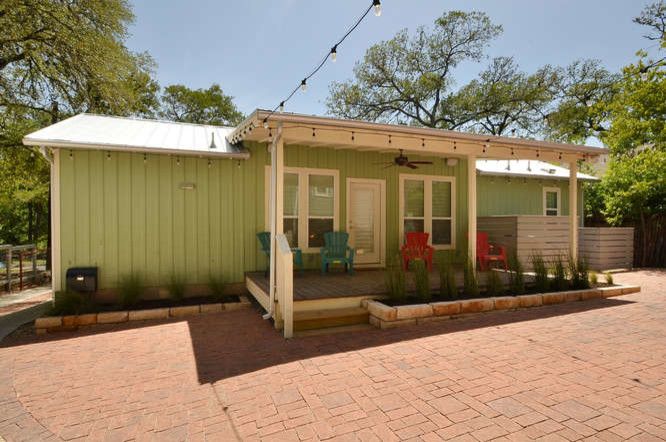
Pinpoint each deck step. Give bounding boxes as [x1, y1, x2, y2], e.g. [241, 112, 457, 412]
[293, 307, 369, 331]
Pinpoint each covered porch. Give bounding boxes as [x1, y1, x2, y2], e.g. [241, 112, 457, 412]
[230, 111, 606, 337]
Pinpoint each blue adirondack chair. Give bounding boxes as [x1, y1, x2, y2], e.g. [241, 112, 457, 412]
[320, 231, 355, 275]
[257, 232, 304, 276]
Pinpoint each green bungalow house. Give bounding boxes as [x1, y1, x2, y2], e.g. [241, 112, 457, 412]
[24, 111, 603, 336]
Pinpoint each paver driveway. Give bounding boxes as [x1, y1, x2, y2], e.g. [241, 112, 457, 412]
[0, 270, 665, 441]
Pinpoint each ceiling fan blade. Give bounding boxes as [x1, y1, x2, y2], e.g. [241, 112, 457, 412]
[408, 161, 434, 165]
[372, 161, 393, 165]
[406, 163, 419, 169]
[382, 163, 396, 169]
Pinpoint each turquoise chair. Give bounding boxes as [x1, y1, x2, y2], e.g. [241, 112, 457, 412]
[257, 232, 303, 275]
[320, 231, 355, 275]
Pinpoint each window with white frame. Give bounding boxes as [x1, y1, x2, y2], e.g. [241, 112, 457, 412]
[265, 167, 339, 251]
[543, 187, 561, 216]
[400, 174, 455, 249]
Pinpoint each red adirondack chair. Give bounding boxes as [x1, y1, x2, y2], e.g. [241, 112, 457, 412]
[476, 231, 508, 270]
[401, 232, 434, 271]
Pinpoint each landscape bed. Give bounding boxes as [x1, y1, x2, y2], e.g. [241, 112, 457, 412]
[364, 285, 641, 329]
[34, 295, 251, 333]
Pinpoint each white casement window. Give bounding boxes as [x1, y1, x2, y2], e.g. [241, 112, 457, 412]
[265, 166, 339, 252]
[543, 187, 561, 216]
[399, 174, 456, 249]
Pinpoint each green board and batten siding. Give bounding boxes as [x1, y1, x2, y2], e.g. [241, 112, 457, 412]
[56, 143, 580, 290]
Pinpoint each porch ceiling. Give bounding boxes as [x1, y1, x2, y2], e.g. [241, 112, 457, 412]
[228, 109, 608, 163]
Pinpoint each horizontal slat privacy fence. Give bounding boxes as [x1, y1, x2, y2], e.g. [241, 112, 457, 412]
[478, 216, 634, 271]
[579, 227, 634, 271]
[478, 216, 571, 268]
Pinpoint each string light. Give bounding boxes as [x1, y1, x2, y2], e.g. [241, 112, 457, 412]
[261, 0, 381, 128]
[176, 157, 181, 166]
[143, 153, 147, 164]
[69, 150, 73, 160]
[106, 151, 111, 160]
[558, 152, 562, 160]
[208, 159, 212, 168]
[373, 0, 382, 16]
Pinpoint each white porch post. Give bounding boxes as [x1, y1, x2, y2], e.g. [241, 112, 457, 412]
[265, 124, 283, 321]
[468, 155, 477, 269]
[569, 160, 578, 261]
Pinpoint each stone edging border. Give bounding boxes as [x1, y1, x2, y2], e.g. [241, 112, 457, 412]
[363, 285, 641, 329]
[34, 296, 252, 334]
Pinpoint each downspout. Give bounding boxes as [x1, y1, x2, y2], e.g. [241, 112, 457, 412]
[263, 124, 283, 320]
[38, 146, 57, 304]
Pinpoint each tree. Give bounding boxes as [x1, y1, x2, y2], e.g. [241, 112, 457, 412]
[326, 11, 502, 128]
[159, 84, 244, 126]
[454, 57, 556, 136]
[0, 0, 159, 119]
[544, 59, 619, 143]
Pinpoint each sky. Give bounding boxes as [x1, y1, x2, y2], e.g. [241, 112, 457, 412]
[127, 0, 655, 119]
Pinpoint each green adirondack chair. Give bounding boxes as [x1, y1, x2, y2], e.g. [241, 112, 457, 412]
[320, 231, 355, 275]
[257, 232, 304, 276]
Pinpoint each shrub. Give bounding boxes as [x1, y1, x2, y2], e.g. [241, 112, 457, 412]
[385, 255, 406, 301]
[168, 274, 187, 301]
[530, 252, 549, 292]
[50, 291, 91, 316]
[568, 255, 591, 290]
[463, 255, 479, 297]
[485, 270, 504, 297]
[412, 259, 431, 302]
[589, 271, 598, 286]
[118, 273, 143, 307]
[208, 275, 226, 301]
[437, 253, 457, 299]
[605, 272, 614, 285]
[507, 251, 525, 295]
[551, 255, 569, 291]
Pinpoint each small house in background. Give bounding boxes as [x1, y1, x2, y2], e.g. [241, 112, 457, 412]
[25, 111, 632, 334]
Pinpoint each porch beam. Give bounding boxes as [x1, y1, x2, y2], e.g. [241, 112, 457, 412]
[569, 160, 578, 261]
[279, 127, 584, 162]
[468, 155, 477, 269]
[266, 124, 283, 321]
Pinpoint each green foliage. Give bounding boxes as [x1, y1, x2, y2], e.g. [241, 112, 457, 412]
[568, 254, 591, 290]
[384, 255, 406, 301]
[605, 272, 614, 285]
[507, 252, 525, 295]
[118, 273, 143, 307]
[530, 252, 550, 292]
[50, 291, 91, 316]
[412, 259, 431, 302]
[551, 255, 569, 291]
[208, 275, 226, 301]
[463, 255, 480, 297]
[0, 0, 158, 117]
[485, 270, 504, 297]
[601, 150, 666, 225]
[589, 271, 598, 286]
[159, 84, 244, 126]
[436, 252, 458, 299]
[168, 274, 186, 301]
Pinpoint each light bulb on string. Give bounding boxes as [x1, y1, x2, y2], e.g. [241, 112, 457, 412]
[330, 45, 337, 62]
[301, 79, 307, 92]
[279, 101, 285, 112]
[373, 0, 381, 16]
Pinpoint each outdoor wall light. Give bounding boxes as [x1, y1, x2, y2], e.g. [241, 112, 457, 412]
[445, 158, 458, 167]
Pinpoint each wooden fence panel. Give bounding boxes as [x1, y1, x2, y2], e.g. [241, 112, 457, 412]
[580, 227, 634, 270]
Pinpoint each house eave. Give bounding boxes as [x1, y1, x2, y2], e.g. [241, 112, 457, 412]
[227, 110, 608, 162]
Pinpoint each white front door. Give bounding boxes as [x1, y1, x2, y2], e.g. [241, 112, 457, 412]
[347, 179, 385, 266]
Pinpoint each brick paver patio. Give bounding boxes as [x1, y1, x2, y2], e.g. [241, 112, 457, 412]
[0, 270, 664, 441]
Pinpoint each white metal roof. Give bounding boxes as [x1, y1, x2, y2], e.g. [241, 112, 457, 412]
[476, 159, 598, 181]
[23, 113, 250, 159]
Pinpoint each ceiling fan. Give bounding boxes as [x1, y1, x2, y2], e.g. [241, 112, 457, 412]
[377, 150, 433, 169]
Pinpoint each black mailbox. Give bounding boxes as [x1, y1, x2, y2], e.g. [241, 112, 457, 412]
[66, 267, 98, 293]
